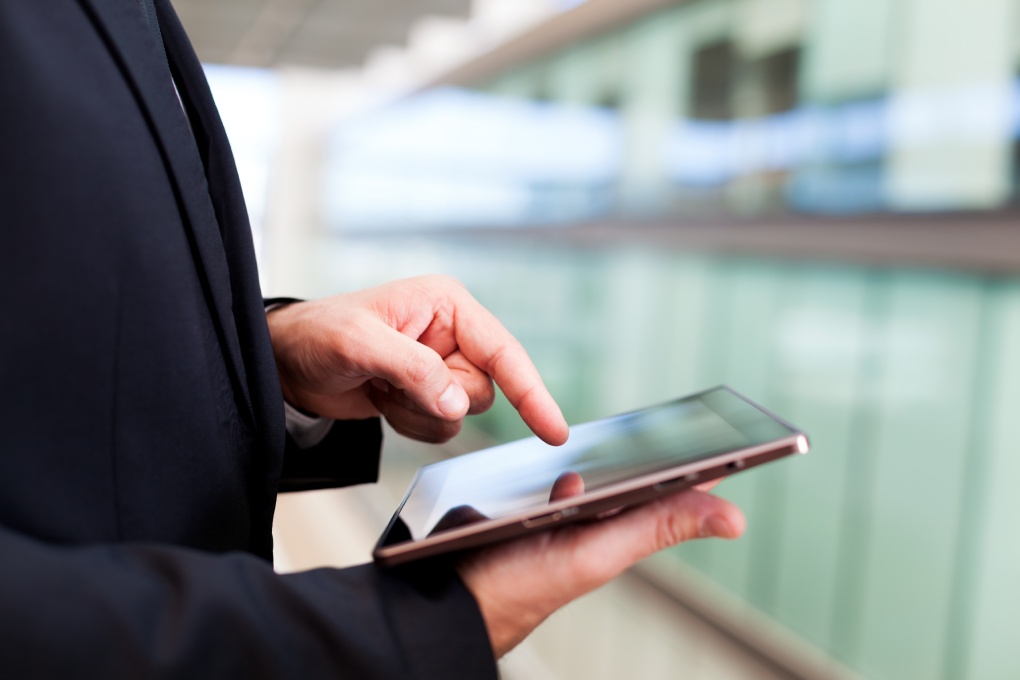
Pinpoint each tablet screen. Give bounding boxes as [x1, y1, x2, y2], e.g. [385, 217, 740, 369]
[386, 387, 797, 543]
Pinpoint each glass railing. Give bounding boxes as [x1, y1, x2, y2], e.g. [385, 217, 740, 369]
[312, 235, 1020, 680]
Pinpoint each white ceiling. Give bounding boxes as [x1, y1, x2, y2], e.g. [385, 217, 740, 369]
[171, 0, 473, 69]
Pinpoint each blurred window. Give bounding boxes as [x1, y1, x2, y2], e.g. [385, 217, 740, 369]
[750, 47, 800, 115]
[690, 41, 736, 120]
[320, 0, 1020, 230]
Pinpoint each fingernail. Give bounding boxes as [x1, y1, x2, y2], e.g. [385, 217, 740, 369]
[437, 384, 468, 417]
[700, 515, 733, 539]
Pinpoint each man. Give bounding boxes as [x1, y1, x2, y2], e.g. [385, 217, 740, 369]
[0, 0, 744, 676]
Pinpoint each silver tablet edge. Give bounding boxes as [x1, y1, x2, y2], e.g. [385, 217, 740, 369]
[373, 432, 808, 566]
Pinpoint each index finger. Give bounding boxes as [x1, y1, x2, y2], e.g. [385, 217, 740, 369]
[449, 289, 569, 446]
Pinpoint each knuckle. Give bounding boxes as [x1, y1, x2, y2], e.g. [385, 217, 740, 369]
[654, 513, 690, 551]
[486, 344, 510, 380]
[433, 274, 464, 290]
[404, 351, 439, 390]
[509, 382, 539, 414]
[416, 274, 463, 295]
[433, 297, 457, 329]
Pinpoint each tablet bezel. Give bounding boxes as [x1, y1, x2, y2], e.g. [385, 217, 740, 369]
[373, 386, 808, 567]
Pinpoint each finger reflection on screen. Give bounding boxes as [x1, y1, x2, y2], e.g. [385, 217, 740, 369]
[429, 505, 489, 535]
[428, 471, 587, 537]
[549, 471, 585, 502]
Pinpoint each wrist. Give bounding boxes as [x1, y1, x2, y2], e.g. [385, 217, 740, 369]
[458, 549, 558, 659]
[266, 302, 312, 413]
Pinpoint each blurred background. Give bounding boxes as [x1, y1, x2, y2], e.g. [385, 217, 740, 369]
[180, 0, 1020, 678]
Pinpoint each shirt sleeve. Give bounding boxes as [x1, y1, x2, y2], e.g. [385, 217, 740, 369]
[284, 400, 335, 449]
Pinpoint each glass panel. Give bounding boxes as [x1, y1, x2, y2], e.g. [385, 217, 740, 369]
[321, 0, 1020, 229]
[852, 273, 983, 678]
[314, 237, 1016, 678]
[964, 283, 1020, 680]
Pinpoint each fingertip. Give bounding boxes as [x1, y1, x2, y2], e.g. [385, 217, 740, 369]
[728, 507, 747, 537]
[551, 406, 569, 445]
[531, 401, 569, 446]
[437, 383, 469, 418]
[535, 419, 569, 446]
[700, 507, 746, 540]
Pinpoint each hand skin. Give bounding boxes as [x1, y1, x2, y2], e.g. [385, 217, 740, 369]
[458, 476, 743, 658]
[265, 275, 568, 445]
[266, 275, 744, 659]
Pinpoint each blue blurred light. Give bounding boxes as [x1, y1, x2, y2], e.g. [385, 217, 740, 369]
[333, 88, 622, 182]
[664, 99, 888, 183]
[324, 79, 1020, 230]
[551, 0, 589, 9]
[1014, 80, 1020, 136]
[324, 88, 623, 230]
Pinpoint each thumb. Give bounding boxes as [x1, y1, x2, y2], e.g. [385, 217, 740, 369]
[619, 490, 745, 555]
[563, 490, 745, 593]
[356, 319, 469, 420]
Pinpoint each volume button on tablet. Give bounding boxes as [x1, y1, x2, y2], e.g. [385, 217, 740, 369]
[654, 474, 698, 492]
[523, 513, 558, 528]
[523, 511, 563, 529]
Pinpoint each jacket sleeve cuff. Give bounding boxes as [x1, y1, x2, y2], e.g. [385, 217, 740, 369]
[278, 417, 383, 493]
[307, 561, 498, 680]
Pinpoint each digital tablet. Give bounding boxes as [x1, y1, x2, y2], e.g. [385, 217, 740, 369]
[373, 386, 808, 567]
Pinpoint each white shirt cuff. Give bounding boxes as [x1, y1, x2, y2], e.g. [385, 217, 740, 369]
[284, 401, 335, 449]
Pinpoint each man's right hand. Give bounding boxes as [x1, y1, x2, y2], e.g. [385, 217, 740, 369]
[265, 275, 568, 446]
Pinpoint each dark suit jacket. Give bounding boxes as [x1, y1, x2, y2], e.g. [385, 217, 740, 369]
[0, 1, 495, 677]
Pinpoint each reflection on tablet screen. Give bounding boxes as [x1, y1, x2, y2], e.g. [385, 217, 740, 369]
[397, 387, 793, 540]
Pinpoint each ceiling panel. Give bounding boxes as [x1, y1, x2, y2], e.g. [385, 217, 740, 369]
[170, 0, 472, 69]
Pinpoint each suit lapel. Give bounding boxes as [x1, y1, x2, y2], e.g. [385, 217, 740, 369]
[76, 0, 256, 426]
[155, 0, 288, 460]
[156, 0, 290, 528]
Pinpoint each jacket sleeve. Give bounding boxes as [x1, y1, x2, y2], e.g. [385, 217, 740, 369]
[264, 297, 385, 493]
[0, 523, 497, 679]
[279, 417, 384, 492]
